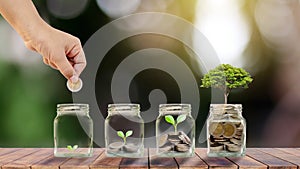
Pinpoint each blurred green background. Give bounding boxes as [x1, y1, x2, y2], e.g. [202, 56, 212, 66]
[0, 0, 300, 147]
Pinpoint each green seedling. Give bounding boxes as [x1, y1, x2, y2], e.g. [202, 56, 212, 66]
[117, 130, 133, 144]
[165, 114, 186, 133]
[67, 145, 78, 151]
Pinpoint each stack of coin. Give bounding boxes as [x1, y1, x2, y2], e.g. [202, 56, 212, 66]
[225, 123, 244, 152]
[208, 122, 244, 152]
[108, 142, 124, 153]
[159, 131, 191, 152]
[108, 142, 140, 153]
[123, 143, 140, 152]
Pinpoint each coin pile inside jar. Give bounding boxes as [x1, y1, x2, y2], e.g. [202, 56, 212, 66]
[159, 131, 191, 152]
[208, 122, 244, 152]
[108, 142, 140, 153]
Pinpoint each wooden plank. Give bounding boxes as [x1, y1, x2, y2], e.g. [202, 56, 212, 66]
[195, 148, 237, 169]
[149, 148, 178, 169]
[0, 148, 20, 156]
[119, 149, 149, 169]
[0, 148, 38, 166]
[227, 156, 267, 169]
[258, 148, 300, 166]
[31, 153, 70, 169]
[59, 149, 103, 169]
[247, 148, 297, 169]
[2, 148, 53, 169]
[175, 152, 208, 169]
[90, 149, 122, 169]
[277, 148, 300, 157]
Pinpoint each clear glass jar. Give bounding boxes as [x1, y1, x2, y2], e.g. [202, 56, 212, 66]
[54, 104, 93, 157]
[207, 104, 246, 157]
[105, 104, 144, 157]
[156, 104, 195, 157]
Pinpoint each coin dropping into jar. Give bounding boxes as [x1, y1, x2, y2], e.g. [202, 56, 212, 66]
[67, 78, 83, 92]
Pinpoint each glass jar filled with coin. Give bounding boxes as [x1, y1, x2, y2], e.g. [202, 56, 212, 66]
[105, 104, 144, 157]
[156, 104, 195, 157]
[207, 104, 246, 157]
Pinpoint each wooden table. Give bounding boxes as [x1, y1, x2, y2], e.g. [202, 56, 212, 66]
[0, 148, 300, 168]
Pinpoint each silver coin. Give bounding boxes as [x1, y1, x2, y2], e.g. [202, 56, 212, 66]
[226, 144, 241, 152]
[124, 143, 139, 152]
[209, 145, 224, 151]
[230, 138, 242, 145]
[160, 145, 173, 152]
[168, 133, 181, 145]
[67, 78, 83, 92]
[108, 142, 124, 150]
[175, 144, 190, 152]
[178, 131, 191, 145]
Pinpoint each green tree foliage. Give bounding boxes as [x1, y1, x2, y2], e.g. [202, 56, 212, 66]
[201, 64, 253, 104]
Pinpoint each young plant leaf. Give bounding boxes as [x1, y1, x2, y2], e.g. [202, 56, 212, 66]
[67, 145, 73, 150]
[117, 131, 125, 138]
[126, 130, 133, 137]
[73, 145, 78, 150]
[165, 115, 175, 125]
[176, 114, 186, 124]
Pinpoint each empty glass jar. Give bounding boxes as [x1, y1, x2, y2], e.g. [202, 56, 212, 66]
[207, 104, 246, 157]
[105, 104, 144, 157]
[156, 104, 195, 157]
[54, 104, 93, 157]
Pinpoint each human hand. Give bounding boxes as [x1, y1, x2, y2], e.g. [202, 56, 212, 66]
[24, 24, 86, 83]
[0, 0, 86, 83]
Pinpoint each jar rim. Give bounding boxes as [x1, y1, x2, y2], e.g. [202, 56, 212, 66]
[108, 103, 140, 113]
[108, 103, 140, 107]
[159, 103, 191, 114]
[57, 103, 89, 108]
[57, 103, 88, 110]
[209, 104, 242, 114]
[159, 103, 191, 108]
[210, 104, 242, 108]
[57, 103, 89, 114]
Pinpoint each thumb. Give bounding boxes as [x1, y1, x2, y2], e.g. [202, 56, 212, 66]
[55, 52, 76, 81]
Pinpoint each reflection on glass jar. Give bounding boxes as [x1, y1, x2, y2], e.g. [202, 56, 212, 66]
[156, 104, 195, 157]
[54, 104, 93, 157]
[207, 104, 246, 157]
[105, 104, 144, 157]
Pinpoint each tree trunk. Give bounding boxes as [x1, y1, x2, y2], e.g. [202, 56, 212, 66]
[224, 88, 230, 104]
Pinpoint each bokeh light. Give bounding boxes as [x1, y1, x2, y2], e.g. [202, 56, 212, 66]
[0, 20, 41, 66]
[47, 0, 89, 19]
[139, 0, 174, 12]
[255, 0, 299, 51]
[194, 0, 251, 67]
[96, 0, 141, 19]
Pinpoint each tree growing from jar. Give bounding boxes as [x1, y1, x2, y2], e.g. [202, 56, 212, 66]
[201, 64, 253, 104]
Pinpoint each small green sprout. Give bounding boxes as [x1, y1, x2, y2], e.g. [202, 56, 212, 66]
[67, 145, 78, 151]
[165, 114, 187, 133]
[117, 130, 133, 144]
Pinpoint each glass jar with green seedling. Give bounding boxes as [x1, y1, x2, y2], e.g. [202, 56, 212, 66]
[105, 104, 144, 157]
[156, 104, 195, 157]
[54, 104, 93, 157]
